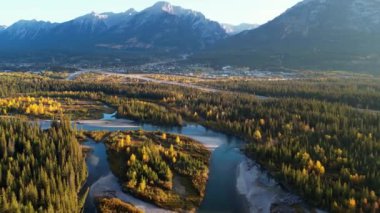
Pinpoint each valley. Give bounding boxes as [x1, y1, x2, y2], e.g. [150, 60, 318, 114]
[0, 71, 379, 212]
[1, 0, 380, 212]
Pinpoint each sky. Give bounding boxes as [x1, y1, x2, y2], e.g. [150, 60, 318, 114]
[0, 0, 303, 26]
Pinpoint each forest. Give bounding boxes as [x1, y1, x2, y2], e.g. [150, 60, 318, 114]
[201, 77, 380, 110]
[0, 72, 379, 212]
[0, 116, 87, 212]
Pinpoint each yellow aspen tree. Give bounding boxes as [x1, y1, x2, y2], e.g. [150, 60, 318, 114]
[169, 144, 175, 157]
[126, 135, 131, 145]
[119, 138, 125, 148]
[139, 178, 146, 191]
[128, 154, 136, 165]
[142, 153, 149, 163]
[254, 130, 262, 140]
[348, 198, 356, 209]
[175, 136, 181, 144]
[162, 133, 167, 140]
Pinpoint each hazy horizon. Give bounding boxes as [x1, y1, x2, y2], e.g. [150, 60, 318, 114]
[0, 0, 302, 26]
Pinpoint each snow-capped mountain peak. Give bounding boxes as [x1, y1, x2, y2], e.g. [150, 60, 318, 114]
[90, 12, 109, 20]
[142, 1, 202, 17]
[222, 23, 259, 35]
[150, 1, 173, 12]
[160, 2, 174, 13]
[77, 12, 107, 21]
[143, 1, 174, 14]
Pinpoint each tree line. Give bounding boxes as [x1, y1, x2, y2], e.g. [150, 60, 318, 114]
[201, 78, 380, 110]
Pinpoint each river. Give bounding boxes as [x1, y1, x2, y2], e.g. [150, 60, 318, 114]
[40, 112, 305, 213]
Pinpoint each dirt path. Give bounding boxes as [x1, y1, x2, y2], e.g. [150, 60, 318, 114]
[67, 70, 269, 99]
[102, 72, 222, 93]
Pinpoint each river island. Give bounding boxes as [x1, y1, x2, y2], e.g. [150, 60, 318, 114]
[86, 130, 211, 212]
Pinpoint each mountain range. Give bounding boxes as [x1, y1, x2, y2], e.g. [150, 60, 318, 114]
[1, 0, 380, 73]
[197, 0, 380, 73]
[0, 2, 234, 56]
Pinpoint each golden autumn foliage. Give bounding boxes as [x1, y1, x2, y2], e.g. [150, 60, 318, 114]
[169, 144, 176, 158]
[0, 96, 62, 116]
[126, 135, 131, 145]
[161, 133, 167, 140]
[119, 138, 125, 148]
[253, 130, 262, 140]
[142, 153, 149, 163]
[348, 198, 356, 209]
[128, 154, 137, 165]
[138, 178, 146, 191]
[315, 160, 325, 175]
[119, 135, 132, 148]
[175, 136, 181, 144]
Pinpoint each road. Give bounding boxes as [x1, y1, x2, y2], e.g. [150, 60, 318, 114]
[66, 70, 91, 80]
[67, 70, 222, 93]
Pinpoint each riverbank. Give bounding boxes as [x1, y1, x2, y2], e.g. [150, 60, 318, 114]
[91, 173, 172, 213]
[40, 112, 309, 213]
[236, 158, 304, 212]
